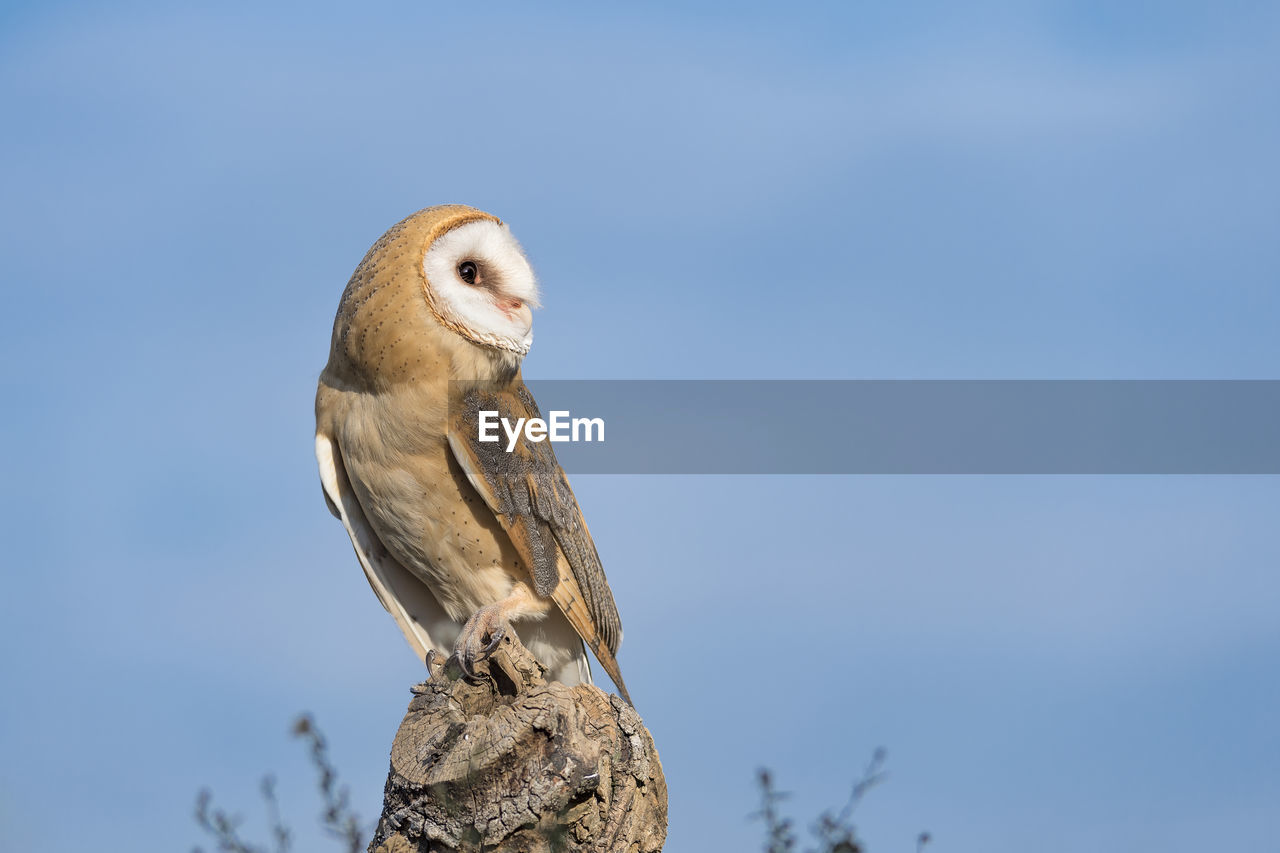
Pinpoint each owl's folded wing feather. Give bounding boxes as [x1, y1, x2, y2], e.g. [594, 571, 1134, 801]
[446, 381, 630, 704]
[316, 432, 459, 661]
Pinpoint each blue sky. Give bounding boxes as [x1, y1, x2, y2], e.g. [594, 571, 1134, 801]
[1, 3, 1278, 851]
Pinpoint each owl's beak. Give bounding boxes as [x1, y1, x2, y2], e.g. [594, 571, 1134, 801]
[497, 296, 533, 334]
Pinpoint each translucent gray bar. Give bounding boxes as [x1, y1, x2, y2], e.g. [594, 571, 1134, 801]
[490, 381, 1280, 474]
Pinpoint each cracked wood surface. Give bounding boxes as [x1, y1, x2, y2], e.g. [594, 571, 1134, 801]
[369, 636, 666, 853]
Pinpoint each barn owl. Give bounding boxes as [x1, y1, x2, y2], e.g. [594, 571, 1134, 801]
[314, 205, 629, 703]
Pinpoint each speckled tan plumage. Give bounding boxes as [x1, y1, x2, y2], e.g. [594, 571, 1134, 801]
[315, 205, 629, 702]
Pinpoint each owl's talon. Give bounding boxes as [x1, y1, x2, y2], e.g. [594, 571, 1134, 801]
[453, 603, 515, 679]
[482, 626, 506, 655]
[451, 649, 476, 680]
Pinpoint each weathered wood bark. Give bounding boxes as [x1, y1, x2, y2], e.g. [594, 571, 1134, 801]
[369, 635, 667, 853]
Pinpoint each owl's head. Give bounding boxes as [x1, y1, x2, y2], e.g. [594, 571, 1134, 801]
[325, 206, 542, 388]
[421, 211, 540, 357]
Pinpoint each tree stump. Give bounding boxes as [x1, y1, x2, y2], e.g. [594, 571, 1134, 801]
[368, 635, 667, 853]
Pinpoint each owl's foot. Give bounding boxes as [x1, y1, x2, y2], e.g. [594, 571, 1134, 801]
[452, 603, 515, 679]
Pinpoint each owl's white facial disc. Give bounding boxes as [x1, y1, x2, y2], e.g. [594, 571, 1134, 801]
[423, 220, 540, 355]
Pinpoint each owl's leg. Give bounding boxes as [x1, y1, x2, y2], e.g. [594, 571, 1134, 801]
[452, 584, 538, 679]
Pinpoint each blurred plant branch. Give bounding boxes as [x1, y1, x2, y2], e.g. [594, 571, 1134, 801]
[753, 748, 930, 853]
[192, 715, 365, 853]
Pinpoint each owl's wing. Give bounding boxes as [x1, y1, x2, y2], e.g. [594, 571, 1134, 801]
[446, 381, 630, 704]
[316, 432, 459, 661]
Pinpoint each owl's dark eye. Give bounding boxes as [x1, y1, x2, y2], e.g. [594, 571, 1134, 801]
[457, 261, 478, 285]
